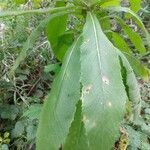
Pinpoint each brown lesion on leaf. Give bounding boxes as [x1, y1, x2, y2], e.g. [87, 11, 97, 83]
[81, 84, 92, 99]
[82, 115, 89, 124]
[84, 39, 90, 45]
[84, 85, 92, 94]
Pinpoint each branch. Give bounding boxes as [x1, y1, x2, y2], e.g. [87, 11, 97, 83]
[0, 6, 81, 18]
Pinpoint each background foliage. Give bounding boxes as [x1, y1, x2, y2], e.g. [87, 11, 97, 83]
[0, 0, 149, 149]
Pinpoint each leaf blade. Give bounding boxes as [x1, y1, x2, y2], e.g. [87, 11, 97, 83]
[112, 32, 150, 81]
[80, 12, 127, 149]
[101, 0, 120, 8]
[46, 1, 69, 60]
[117, 51, 141, 121]
[116, 18, 146, 54]
[112, 32, 132, 54]
[36, 36, 82, 150]
[129, 0, 141, 13]
[123, 52, 150, 81]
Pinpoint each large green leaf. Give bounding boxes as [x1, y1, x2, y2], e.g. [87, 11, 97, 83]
[36, 36, 82, 150]
[116, 18, 146, 54]
[117, 51, 141, 121]
[80, 12, 127, 149]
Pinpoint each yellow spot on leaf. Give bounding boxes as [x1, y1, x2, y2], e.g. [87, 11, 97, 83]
[108, 102, 112, 107]
[82, 115, 89, 124]
[102, 76, 109, 85]
[83, 85, 92, 94]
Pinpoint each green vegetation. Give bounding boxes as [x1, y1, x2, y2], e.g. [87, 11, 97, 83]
[0, 0, 149, 150]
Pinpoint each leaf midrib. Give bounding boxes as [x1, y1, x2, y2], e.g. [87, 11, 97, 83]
[89, 13, 105, 98]
[54, 36, 80, 109]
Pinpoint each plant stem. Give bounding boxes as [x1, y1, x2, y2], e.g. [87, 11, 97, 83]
[0, 6, 82, 18]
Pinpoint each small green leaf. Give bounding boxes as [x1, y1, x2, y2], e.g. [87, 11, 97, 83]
[0, 137, 2, 143]
[32, 0, 41, 8]
[3, 133, 9, 139]
[100, 0, 120, 8]
[44, 63, 61, 74]
[123, 52, 150, 81]
[23, 104, 42, 120]
[46, 1, 69, 60]
[54, 32, 74, 60]
[77, 0, 101, 6]
[14, 0, 25, 4]
[26, 124, 37, 141]
[98, 12, 112, 32]
[112, 32, 132, 54]
[2, 139, 10, 145]
[0, 51, 4, 61]
[12, 121, 25, 138]
[1, 144, 9, 150]
[107, 6, 150, 47]
[111, 32, 149, 81]
[129, 0, 141, 13]
[126, 125, 149, 149]
[0, 105, 19, 120]
[116, 18, 146, 54]
[46, 14, 67, 57]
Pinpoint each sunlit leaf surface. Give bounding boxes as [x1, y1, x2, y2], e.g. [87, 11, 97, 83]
[80, 12, 127, 149]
